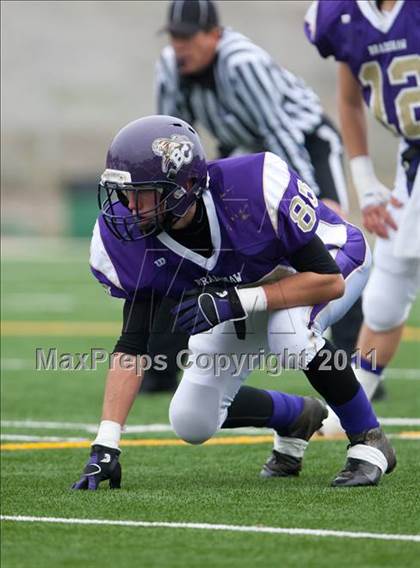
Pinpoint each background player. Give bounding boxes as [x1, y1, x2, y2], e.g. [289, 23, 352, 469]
[146, 0, 363, 392]
[72, 115, 396, 490]
[305, 0, 420, 431]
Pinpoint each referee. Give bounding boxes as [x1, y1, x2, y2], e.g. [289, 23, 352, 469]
[143, 0, 362, 392]
[157, 0, 349, 208]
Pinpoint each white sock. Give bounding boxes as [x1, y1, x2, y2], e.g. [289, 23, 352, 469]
[347, 444, 388, 474]
[319, 407, 344, 437]
[273, 432, 308, 459]
[353, 367, 383, 400]
[92, 420, 121, 451]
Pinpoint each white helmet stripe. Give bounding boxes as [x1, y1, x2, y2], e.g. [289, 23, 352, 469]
[199, 0, 208, 26]
[173, 0, 185, 24]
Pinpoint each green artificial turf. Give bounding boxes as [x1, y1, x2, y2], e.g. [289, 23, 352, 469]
[1, 243, 420, 567]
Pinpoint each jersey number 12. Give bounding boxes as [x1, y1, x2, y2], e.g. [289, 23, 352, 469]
[359, 55, 420, 138]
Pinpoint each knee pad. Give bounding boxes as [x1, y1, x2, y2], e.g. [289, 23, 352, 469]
[363, 267, 414, 332]
[169, 381, 220, 445]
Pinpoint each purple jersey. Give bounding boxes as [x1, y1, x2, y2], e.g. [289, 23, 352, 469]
[90, 152, 366, 301]
[305, 0, 420, 144]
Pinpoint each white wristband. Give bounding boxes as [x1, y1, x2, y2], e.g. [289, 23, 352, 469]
[92, 420, 122, 451]
[349, 155, 390, 209]
[236, 286, 267, 313]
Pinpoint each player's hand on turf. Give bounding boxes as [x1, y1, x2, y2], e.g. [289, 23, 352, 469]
[172, 287, 247, 334]
[362, 196, 402, 239]
[71, 445, 121, 490]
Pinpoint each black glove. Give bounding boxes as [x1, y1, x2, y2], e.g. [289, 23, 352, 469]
[172, 287, 247, 336]
[71, 444, 121, 490]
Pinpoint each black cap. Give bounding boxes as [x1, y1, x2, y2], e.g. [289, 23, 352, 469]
[164, 0, 219, 36]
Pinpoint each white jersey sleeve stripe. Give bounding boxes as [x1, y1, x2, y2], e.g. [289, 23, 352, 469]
[316, 220, 347, 248]
[262, 152, 291, 233]
[90, 221, 124, 291]
[305, 1, 319, 41]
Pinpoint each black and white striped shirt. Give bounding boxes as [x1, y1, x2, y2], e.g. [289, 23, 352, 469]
[156, 27, 324, 191]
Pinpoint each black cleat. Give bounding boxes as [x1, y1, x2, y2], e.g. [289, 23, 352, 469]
[260, 397, 328, 478]
[261, 451, 302, 478]
[331, 458, 383, 487]
[331, 427, 397, 487]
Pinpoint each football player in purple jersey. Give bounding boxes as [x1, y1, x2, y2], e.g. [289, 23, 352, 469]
[151, 0, 363, 395]
[72, 115, 396, 490]
[305, 0, 420, 433]
[148, 0, 364, 395]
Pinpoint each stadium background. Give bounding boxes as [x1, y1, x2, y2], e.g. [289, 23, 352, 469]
[2, 0, 398, 237]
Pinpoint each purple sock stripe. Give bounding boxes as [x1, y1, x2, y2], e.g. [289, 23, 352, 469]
[330, 385, 379, 435]
[266, 390, 304, 431]
[359, 356, 384, 376]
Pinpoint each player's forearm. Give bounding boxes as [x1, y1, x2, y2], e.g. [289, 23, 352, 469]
[100, 353, 143, 425]
[337, 65, 393, 214]
[262, 272, 345, 311]
[338, 63, 368, 159]
[339, 100, 368, 159]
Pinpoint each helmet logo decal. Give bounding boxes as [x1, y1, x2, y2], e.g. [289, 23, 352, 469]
[152, 135, 194, 174]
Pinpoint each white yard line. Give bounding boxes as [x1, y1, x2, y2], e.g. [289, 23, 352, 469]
[3, 258, 87, 263]
[1, 432, 418, 444]
[385, 369, 420, 380]
[4, 294, 75, 312]
[1, 237, 89, 261]
[0, 421, 173, 433]
[0, 435, 87, 442]
[2, 418, 420, 434]
[1, 515, 419, 542]
[2, 359, 419, 378]
[378, 418, 420, 426]
[0, 359, 32, 370]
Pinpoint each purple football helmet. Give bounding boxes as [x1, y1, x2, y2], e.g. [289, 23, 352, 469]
[98, 115, 208, 240]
